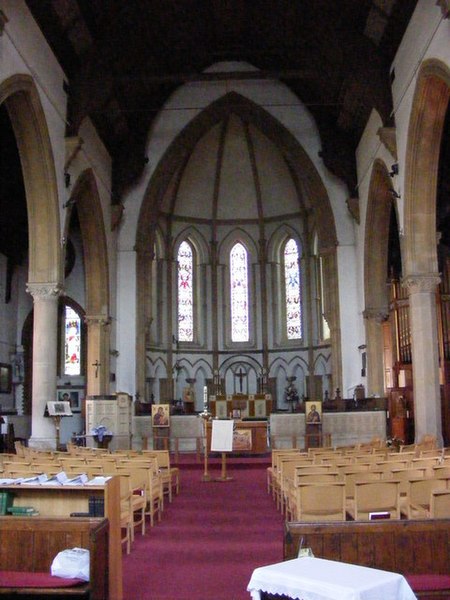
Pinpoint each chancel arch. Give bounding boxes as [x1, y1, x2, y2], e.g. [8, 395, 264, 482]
[403, 60, 450, 444]
[0, 74, 61, 447]
[135, 88, 341, 409]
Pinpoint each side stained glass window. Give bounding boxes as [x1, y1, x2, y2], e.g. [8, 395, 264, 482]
[284, 238, 302, 339]
[178, 241, 194, 342]
[65, 306, 81, 375]
[230, 242, 249, 342]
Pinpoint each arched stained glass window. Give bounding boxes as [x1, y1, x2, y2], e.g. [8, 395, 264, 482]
[230, 242, 249, 342]
[64, 306, 81, 375]
[177, 241, 194, 342]
[284, 238, 302, 339]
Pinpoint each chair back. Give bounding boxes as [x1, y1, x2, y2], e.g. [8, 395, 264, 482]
[429, 490, 450, 518]
[295, 482, 346, 521]
[353, 480, 400, 520]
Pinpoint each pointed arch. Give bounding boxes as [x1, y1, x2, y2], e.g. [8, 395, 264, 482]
[69, 170, 109, 315]
[364, 160, 394, 310]
[68, 169, 110, 395]
[403, 59, 450, 444]
[404, 60, 450, 275]
[0, 75, 60, 284]
[218, 227, 258, 263]
[173, 226, 210, 264]
[363, 159, 395, 395]
[267, 223, 303, 263]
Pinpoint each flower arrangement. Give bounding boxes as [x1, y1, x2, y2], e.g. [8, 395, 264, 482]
[386, 436, 404, 451]
[91, 425, 112, 442]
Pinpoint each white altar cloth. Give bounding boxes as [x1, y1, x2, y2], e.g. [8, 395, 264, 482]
[247, 557, 417, 600]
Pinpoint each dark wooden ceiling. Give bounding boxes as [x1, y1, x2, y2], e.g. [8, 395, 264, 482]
[25, 0, 419, 202]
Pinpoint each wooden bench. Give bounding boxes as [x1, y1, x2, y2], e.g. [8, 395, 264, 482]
[283, 519, 450, 598]
[0, 516, 109, 599]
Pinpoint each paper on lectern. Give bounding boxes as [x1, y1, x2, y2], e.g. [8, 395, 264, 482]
[211, 419, 234, 452]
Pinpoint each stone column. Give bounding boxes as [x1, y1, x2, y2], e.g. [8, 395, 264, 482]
[363, 307, 388, 396]
[321, 247, 342, 392]
[85, 314, 111, 396]
[403, 273, 442, 445]
[27, 282, 61, 449]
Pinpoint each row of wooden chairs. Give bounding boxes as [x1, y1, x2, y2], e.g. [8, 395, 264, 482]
[269, 446, 450, 523]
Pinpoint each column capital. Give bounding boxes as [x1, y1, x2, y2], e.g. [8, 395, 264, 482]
[26, 282, 62, 301]
[402, 273, 441, 294]
[84, 314, 111, 327]
[363, 307, 389, 323]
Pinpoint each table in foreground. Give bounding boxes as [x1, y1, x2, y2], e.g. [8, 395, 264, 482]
[247, 557, 417, 600]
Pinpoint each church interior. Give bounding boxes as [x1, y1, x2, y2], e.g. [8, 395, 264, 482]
[0, 1, 450, 598]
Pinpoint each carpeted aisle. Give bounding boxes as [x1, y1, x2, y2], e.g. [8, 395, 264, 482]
[122, 460, 284, 600]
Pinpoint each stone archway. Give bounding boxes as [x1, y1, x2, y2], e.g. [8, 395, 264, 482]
[0, 75, 61, 446]
[403, 60, 450, 444]
[68, 169, 110, 395]
[363, 160, 394, 395]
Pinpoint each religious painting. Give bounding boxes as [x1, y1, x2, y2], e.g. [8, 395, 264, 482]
[254, 399, 267, 418]
[232, 408, 241, 419]
[152, 404, 170, 428]
[215, 400, 228, 419]
[57, 389, 83, 412]
[0, 364, 12, 394]
[305, 400, 322, 424]
[232, 428, 252, 452]
[182, 387, 195, 405]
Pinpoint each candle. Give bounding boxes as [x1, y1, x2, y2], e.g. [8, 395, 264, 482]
[203, 385, 208, 407]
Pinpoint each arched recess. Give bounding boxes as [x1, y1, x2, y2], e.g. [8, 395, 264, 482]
[364, 159, 395, 395]
[403, 60, 450, 443]
[68, 169, 110, 395]
[0, 74, 61, 445]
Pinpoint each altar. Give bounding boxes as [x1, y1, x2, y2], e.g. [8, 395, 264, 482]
[206, 420, 268, 455]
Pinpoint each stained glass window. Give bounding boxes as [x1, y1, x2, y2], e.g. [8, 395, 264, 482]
[178, 241, 194, 342]
[64, 306, 81, 375]
[230, 242, 249, 342]
[284, 238, 302, 339]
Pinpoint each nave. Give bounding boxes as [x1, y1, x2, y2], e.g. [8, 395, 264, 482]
[122, 459, 283, 600]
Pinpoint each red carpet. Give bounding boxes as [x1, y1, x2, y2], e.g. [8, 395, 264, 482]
[122, 459, 284, 600]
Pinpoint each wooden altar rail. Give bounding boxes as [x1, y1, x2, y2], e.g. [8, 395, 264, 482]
[140, 433, 203, 462]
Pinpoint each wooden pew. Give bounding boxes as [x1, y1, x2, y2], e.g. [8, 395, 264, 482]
[283, 519, 450, 598]
[0, 516, 109, 599]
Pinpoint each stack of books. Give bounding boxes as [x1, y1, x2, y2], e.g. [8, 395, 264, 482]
[7, 505, 39, 516]
[88, 496, 105, 517]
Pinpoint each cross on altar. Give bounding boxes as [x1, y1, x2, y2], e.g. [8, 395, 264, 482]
[235, 368, 245, 393]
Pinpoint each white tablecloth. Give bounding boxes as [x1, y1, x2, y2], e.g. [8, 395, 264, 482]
[247, 557, 417, 600]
